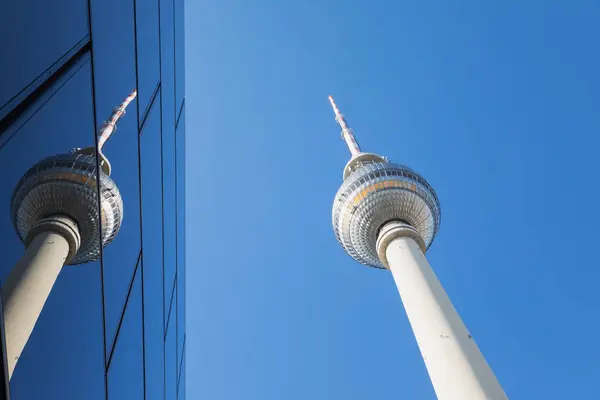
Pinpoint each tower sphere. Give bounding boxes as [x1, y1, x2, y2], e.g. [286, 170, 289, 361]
[11, 150, 123, 265]
[332, 153, 441, 268]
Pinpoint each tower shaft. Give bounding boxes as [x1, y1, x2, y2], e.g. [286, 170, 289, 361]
[378, 222, 508, 400]
[3, 216, 80, 379]
[328, 95, 361, 156]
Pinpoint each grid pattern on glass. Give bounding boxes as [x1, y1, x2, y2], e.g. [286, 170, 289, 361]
[11, 151, 123, 265]
[0, 0, 185, 394]
[0, 36, 90, 122]
[175, 104, 186, 379]
[160, 0, 178, 325]
[140, 91, 165, 400]
[134, 0, 160, 117]
[332, 161, 441, 268]
[165, 292, 177, 400]
[107, 265, 144, 399]
[0, 0, 88, 113]
[0, 51, 91, 151]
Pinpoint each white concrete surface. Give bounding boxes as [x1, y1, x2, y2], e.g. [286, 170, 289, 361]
[3, 229, 72, 379]
[382, 233, 508, 400]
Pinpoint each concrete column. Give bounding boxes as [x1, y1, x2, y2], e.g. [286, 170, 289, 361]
[2, 216, 80, 379]
[377, 221, 507, 400]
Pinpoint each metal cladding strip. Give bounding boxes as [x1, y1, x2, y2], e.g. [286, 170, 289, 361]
[328, 95, 361, 156]
[97, 89, 138, 151]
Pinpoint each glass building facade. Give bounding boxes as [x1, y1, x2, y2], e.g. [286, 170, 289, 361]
[0, 0, 186, 398]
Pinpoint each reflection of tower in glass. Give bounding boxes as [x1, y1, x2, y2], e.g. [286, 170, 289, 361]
[3, 90, 137, 379]
[328, 95, 508, 400]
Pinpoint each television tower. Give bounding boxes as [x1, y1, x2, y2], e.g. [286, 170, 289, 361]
[3, 90, 136, 379]
[329, 95, 508, 400]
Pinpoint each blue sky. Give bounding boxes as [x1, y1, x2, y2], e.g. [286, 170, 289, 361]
[185, 1, 600, 398]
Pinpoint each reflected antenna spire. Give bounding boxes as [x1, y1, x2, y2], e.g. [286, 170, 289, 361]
[97, 89, 137, 151]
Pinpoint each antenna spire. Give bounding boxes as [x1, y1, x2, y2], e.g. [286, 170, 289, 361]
[328, 95, 361, 156]
[97, 89, 137, 151]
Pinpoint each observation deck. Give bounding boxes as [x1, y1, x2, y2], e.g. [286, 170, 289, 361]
[11, 149, 123, 265]
[332, 153, 441, 268]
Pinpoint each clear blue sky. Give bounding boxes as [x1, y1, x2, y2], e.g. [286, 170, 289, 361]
[185, 1, 600, 398]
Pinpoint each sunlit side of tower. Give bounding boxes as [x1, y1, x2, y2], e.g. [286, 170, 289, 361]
[329, 95, 508, 400]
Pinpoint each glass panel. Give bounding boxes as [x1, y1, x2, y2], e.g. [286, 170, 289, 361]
[160, 0, 176, 121]
[166, 287, 177, 400]
[162, 160, 176, 320]
[176, 105, 186, 365]
[90, 0, 142, 354]
[140, 94, 165, 400]
[174, 0, 185, 113]
[177, 351, 186, 400]
[166, 280, 177, 349]
[161, 0, 177, 322]
[108, 264, 144, 400]
[0, 0, 88, 113]
[0, 61, 105, 399]
[135, 0, 161, 117]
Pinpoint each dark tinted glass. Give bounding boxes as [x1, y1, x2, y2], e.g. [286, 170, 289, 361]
[162, 122, 177, 333]
[174, 0, 185, 112]
[160, 0, 178, 324]
[0, 0, 88, 114]
[140, 94, 165, 400]
[0, 60, 106, 399]
[176, 105, 186, 366]
[160, 0, 176, 121]
[89, 0, 142, 353]
[178, 351, 186, 400]
[108, 261, 144, 400]
[165, 284, 177, 400]
[135, 0, 161, 117]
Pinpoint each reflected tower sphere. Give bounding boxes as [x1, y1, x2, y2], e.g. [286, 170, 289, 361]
[11, 149, 123, 265]
[328, 95, 508, 400]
